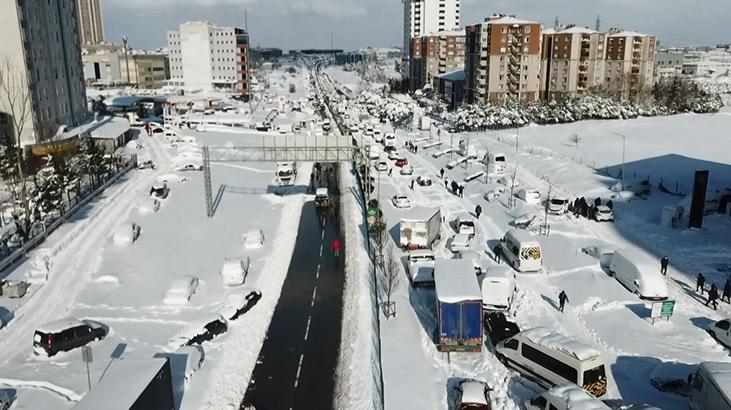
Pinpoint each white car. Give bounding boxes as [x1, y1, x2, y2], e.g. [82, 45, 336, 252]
[112, 222, 141, 245]
[374, 160, 388, 172]
[388, 151, 402, 161]
[518, 188, 541, 205]
[220, 257, 250, 286]
[373, 130, 383, 143]
[581, 246, 615, 268]
[708, 319, 731, 347]
[526, 385, 610, 410]
[547, 197, 570, 215]
[450, 233, 472, 253]
[391, 195, 412, 209]
[594, 205, 614, 222]
[176, 161, 203, 171]
[368, 147, 380, 160]
[399, 165, 413, 175]
[407, 250, 436, 286]
[456, 380, 491, 410]
[163, 276, 200, 305]
[242, 229, 265, 249]
[416, 176, 432, 186]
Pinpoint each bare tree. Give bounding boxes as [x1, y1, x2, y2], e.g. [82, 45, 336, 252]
[379, 243, 400, 318]
[0, 56, 33, 234]
[569, 133, 581, 148]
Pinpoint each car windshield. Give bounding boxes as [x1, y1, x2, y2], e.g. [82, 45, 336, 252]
[551, 199, 566, 205]
[459, 404, 489, 410]
[584, 364, 607, 384]
[600, 209, 611, 214]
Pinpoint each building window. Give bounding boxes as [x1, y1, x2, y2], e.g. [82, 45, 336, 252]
[525, 27, 531, 33]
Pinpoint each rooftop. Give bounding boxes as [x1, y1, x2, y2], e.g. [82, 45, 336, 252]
[521, 327, 601, 361]
[486, 16, 539, 26]
[435, 259, 482, 302]
[90, 117, 131, 140]
[609, 31, 650, 38]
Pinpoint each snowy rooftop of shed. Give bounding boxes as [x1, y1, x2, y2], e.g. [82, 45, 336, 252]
[90, 116, 131, 139]
[75, 358, 170, 410]
[546, 385, 611, 409]
[435, 259, 482, 302]
[699, 362, 731, 402]
[522, 327, 600, 361]
[400, 206, 440, 222]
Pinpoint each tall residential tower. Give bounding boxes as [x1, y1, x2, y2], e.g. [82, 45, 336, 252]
[402, 0, 461, 79]
[76, 0, 105, 45]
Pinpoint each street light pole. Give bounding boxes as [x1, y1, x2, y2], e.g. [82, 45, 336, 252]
[122, 36, 131, 85]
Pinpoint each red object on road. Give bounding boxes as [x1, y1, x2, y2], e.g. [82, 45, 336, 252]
[395, 158, 408, 167]
[331, 239, 341, 252]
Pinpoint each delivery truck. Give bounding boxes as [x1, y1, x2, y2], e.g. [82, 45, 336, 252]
[435, 258, 483, 352]
[400, 207, 441, 250]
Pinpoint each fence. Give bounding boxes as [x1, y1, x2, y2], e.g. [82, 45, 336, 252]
[0, 155, 137, 273]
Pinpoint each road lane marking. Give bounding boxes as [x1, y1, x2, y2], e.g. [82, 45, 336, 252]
[294, 353, 305, 388]
[311, 286, 318, 306]
[316, 264, 321, 279]
[321, 229, 325, 241]
[304, 315, 312, 341]
[319, 243, 323, 256]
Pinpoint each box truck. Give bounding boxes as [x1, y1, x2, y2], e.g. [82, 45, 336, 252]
[400, 207, 441, 250]
[435, 258, 483, 352]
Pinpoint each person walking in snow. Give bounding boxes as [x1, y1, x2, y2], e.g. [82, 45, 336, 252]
[660, 255, 669, 275]
[723, 278, 731, 303]
[706, 284, 719, 310]
[331, 239, 341, 258]
[440, 168, 445, 179]
[558, 290, 569, 313]
[493, 244, 502, 263]
[388, 168, 392, 177]
[697, 273, 706, 295]
[410, 178, 414, 190]
[475, 205, 482, 219]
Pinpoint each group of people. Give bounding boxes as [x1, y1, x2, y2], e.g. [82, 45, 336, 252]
[570, 197, 613, 219]
[696, 273, 731, 310]
[405, 141, 418, 154]
[438, 168, 466, 198]
[309, 163, 336, 193]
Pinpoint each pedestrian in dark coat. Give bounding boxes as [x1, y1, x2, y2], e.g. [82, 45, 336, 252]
[388, 168, 392, 177]
[723, 278, 731, 303]
[493, 244, 502, 263]
[475, 205, 482, 219]
[410, 178, 414, 190]
[414, 145, 418, 154]
[451, 180, 458, 195]
[440, 168, 445, 179]
[558, 290, 569, 312]
[458, 185, 464, 198]
[697, 273, 706, 294]
[660, 255, 669, 275]
[706, 284, 719, 310]
[444, 179, 448, 189]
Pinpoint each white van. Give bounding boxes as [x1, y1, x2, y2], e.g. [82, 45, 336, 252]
[548, 197, 570, 215]
[690, 362, 731, 410]
[407, 250, 436, 286]
[525, 385, 611, 410]
[481, 266, 516, 311]
[518, 188, 541, 205]
[484, 152, 507, 175]
[500, 229, 542, 272]
[608, 250, 668, 300]
[495, 327, 608, 398]
[373, 129, 383, 143]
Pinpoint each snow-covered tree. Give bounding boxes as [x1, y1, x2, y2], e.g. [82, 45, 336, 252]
[33, 155, 69, 215]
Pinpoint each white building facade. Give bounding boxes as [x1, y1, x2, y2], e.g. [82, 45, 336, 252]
[167, 21, 250, 96]
[402, 0, 461, 78]
[0, 0, 88, 146]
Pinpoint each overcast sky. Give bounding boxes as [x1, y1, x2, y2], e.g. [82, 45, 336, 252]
[101, 0, 731, 51]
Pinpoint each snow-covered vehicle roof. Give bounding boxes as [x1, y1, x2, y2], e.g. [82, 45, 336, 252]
[460, 380, 489, 405]
[434, 259, 481, 303]
[36, 318, 88, 334]
[505, 228, 540, 246]
[484, 265, 513, 280]
[315, 188, 328, 197]
[75, 358, 171, 410]
[400, 206, 440, 222]
[699, 361, 731, 403]
[521, 327, 601, 361]
[543, 384, 611, 409]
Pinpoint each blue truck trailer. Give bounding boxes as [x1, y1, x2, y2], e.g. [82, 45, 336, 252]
[435, 258, 483, 352]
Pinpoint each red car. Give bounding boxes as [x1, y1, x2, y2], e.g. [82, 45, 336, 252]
[395, 158, 408, 167]
[456, 380, 491, 410]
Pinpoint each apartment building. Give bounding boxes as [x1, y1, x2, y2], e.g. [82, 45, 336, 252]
[76, 0, 105, 45]
[167, 22, 250, 97]
[540, 26, 607, 101]
[604, 31, 656, 101]
[409, 30, 465, 90]
[654, 51, 683, 80]
[402, 0, 461, 78]
[0, 0, 88, 146]
[464, 15, 542, 104]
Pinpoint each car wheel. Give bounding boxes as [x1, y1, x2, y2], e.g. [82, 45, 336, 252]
[709, 330, 717, 339]
[496, 353, 507, 365]
[2, 403, 8, 410]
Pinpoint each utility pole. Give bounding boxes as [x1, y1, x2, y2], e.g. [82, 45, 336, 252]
[612, 132, 627, 189]
[122, 36, 131, 84]
[515, 127, 519, 152]
[509, 164, 518, 209]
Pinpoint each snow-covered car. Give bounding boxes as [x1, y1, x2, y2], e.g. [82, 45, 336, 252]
[368, 146, 380, 160]
[171, 314, 228, 346]
[176, 161, 203, 171]
[525, 385, 610, 410]
[518, 188, 541, 205]
[456, 380, 492, 410]
[163, 276, 200, 305]
[407, 250, 436, 286]
[112, 222, 141, 245]
[483, 186, 506, 202]
[481, 266, 516, 311]
[374, 160, 388, 172]
[708, 319, 731, 347]
[399, 165, 414, 175]
[450, 233, 473, 253]
[138, 160, 156, 170]
[138, 199, 161, 214]
[581, 246, 615, 268]
[391, 195, 412, 209]
[0, 390, 11, 410]
[220, 257, 250, 286]
[547, 197, 570, 215]
[373, 130, 383, 143]
[33, 319, 107, 357]
[220, 289, 263, 320]
[388, 151, 402, 161]
[594, 205, 614, 222]
[416, 176, 432, 186]
[242, 229, 265, 249]
[498, 176, 519, 189]
[150, 182, 170, 199]
[395, 158, 408, 167]
[349, 124, 359, 134]
[170, 345, 205, 383]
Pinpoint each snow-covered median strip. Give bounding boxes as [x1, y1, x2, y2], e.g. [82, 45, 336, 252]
[0, 378, 82, 402]
[334, 162, 383, 410]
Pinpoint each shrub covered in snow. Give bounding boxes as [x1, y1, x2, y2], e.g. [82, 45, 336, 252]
[448, 92, 723, 132]
[356, 91, 414, 127]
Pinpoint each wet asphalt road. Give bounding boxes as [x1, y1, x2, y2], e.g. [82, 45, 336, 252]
[243, 176, 344, 410]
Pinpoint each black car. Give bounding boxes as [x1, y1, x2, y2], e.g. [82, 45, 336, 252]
[33, 319, 107, 357]
[484, 312, 520, 347]
[173, 314, 229, 347]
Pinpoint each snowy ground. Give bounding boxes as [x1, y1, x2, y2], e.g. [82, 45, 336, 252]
[0, 66, 320, 409]
[326, 66, 731, 409]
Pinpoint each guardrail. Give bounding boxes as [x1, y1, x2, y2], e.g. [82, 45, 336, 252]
[0, 155, 137, 274]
